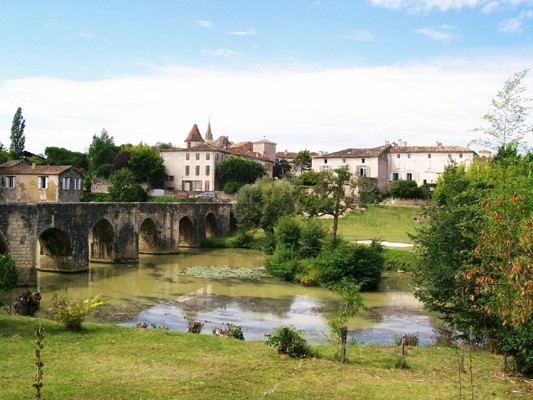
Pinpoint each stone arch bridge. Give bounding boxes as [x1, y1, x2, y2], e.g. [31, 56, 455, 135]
[0, 202, 232, 285]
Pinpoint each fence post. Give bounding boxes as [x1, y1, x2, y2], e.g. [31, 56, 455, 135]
[340, 326, 348, 363]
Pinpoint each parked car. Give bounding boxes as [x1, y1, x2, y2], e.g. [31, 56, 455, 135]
[176, 192, 190, 198]
[195, 191, 216, 199]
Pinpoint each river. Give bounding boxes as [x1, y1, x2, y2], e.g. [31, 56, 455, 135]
[32, 248, 438, 345]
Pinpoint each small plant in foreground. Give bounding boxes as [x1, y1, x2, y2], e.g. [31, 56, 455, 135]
[266, 326, 311, 358]
[393, 333, 419, 347]
[33, 323, 44, 399]
[213, 323, 244, 340]
[47, 294, 108, 331]
[14, 290, 41, 317]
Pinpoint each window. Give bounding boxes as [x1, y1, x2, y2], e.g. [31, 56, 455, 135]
[167, 175, 175, 181]
[195, 165, 200, 176]
[38, 176, 48, 189]
[361, 158, 365, 163]
[185, 153, 190, 160]
[5, 176, 15, 188]
[205, 165, 210, 176]
[459, 153, 463, 159]
[195, 153, 200, 160]
[320, 165, 330, 172]
[193, 180, 202, 190]
[206, 153, 211, 161]
[74, 178, 82, 190]
[391, 172, 399, 181]
[407, 154, 411, 159]
[342, 159, 346, 164]
[406, 173, 413, 180]
[324, 159, 328, 164]
[358, 165, 368, 177]
[427, 154, 432, 158]
[397, 154, 400, 159]
[204, 181, 210, 191]
[62, 177, 70, 190]
[185, 166, 190, 176]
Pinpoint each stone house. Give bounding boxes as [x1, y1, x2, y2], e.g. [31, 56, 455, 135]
[311, 145, 391, 193]
[387, 140, 475, 187]
[161, 123, 275, 193]
[0, 160, 84, 203]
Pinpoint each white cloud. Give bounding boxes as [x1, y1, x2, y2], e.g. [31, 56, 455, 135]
[369, 0, 532, 13]
[78, 30, 96, 39]
[0, 56, 532, 156]
[414, 26, 458, 42]
[499, 10, 533, 33]
[200, 48, 240, 57]
[195, 20, 213, 28]
[229, 28, 256, 36]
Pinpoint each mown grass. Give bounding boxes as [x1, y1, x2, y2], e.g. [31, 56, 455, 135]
[1, 315, 531, 399]
[335, 205, 422, 243]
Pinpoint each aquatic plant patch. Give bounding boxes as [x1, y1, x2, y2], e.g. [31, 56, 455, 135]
[177, 265, 271, 280]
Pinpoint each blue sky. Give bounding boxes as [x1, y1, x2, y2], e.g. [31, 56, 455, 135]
[1, 0, 532, 154]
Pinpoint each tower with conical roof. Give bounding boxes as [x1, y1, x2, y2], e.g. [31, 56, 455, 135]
[184, 124, 205, 148]
[205, 119, 213, 144]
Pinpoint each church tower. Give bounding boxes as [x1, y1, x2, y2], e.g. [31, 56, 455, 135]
[205, 119, 213, 144]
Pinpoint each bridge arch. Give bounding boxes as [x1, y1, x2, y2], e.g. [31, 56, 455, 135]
[139, 218, 158, 253]
[205, 212, 218, 238]
[89, 218, 116, 262]
[37, 227, 72, 271]
[0, 231, 7, 253]
[179, 216, 195, 247]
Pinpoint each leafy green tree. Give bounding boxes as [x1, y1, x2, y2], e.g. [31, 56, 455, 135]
[110, 151, 131, 172]
[0, 142, 8, 163]
[273, 158, 291, 178]
[299, 218, 327, 259]
[44, 147, 88, 170]
[298, 167, 358, 243]
[293, 150, 312, 174]
[314, 239, 384, 290]
[389, 180, 428, 199]
[154, 141, 174, 150]
[9, 107, 25, 160]
[216, 155, 265, 191]
[234, 178, 296, 235]
[88, 129, 118, 178]
[471, 69, 533, 152]
[274, 216, 301, 251]
[0, 254, 19, 305]
[108, 168, 148, 202]
[129, 143, 166, 188]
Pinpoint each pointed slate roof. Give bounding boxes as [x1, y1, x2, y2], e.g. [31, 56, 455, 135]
[184, 124, 205, 143]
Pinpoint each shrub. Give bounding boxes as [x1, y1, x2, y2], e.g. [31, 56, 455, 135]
[262, 231, 276, 254]
[265, 247, 301, 281]
[389, 180, 427, 199]
[47, 294, 108, 331]
[266, 326, 311, 358]
[394, 333, 420, 346]
[0, 253, 19, 290]
[223, 181, 243, 194]
[229, 230, 255, 249]
[299, 219, 327, 259]
[13, 290, 41, 316]
[360, 187, 382, 205]
[213, 323, 244, 340]
[314, 240, 384, 290]
[274, 216, 301, 251]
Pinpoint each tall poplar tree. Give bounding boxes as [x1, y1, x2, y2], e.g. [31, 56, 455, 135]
[9, 107, 26, 160]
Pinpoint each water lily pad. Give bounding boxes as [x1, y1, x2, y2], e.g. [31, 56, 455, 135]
[177, 265, 271, 280]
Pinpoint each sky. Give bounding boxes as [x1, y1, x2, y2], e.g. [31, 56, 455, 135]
[1, 0, 533, 155]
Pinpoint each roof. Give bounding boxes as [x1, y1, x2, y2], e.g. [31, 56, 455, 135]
[389, 145, 474, 154]
[313, 145, 390, 159]
[0, 160, 75, 175]
[253, 139, 277, 145]
[160, 143, 273, 163]
[184, 124, 205, 143]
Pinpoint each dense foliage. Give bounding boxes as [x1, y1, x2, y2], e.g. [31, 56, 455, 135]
[44, 146, 89, 170]
[88, 129, 119, 178]
[9, 107, 25, 160]
[266, 325, 312, 358]
[108, 168, 148, 202]
[47, 294, 109, 331]
[215, 155, 265, 192]
[388, 180, 430, 199]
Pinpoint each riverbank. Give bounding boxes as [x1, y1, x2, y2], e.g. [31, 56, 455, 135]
[1, 315, 531, 399]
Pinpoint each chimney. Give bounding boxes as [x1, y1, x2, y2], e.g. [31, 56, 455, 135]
[32, 163, 36, 169]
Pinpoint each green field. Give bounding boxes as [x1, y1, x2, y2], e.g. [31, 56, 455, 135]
[1, 315, 531, 399]
[335, 205, 421, 244]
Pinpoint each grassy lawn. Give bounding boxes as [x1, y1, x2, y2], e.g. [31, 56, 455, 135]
[334, 205, 422, 243]
[1, 315, 531, 399]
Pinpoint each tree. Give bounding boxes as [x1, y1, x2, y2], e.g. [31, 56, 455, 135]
[127, 143, 166, 188]
[0, 254, 19, 305]
[88, 129, 118, 178]
[0, 142, 8, 163]
[298, 167, 358, 243]
[44, 147, 88, 170]
[234, 178, 297, 234]
[471, 70, 533, 152]
[108, 168, 148, 202]
[9, 107, 25, 160]
[273, 158, 291, 179]
[293, 150, 312, 174]
[216, 155, 265, 192]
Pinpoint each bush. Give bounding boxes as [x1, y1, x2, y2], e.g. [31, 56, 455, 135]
[0, 253, 19, 290]
[274, 216, 301, 251]
[360, 188, 382, 205]
[266, 326, 312, 358]
[47, 294, 108, 331]
[265, 247, 301, 281]
[223, 181, 243, 194]
[314, 240, 384, 290]
[13, 290, 41, 316]
[229, 230, 255, 249]
[389, 180, 427, 199]
[299, 219, 327, 259]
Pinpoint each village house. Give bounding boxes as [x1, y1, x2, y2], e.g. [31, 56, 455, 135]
[311, 145, 391, 193]
[0, 159, 84, 203]
[387, 139, 475, 187]
[161, 123, 275, 193]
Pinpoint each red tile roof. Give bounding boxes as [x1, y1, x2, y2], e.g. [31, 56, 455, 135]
[184, 124, 205, 143]
[0, 160, 73, 175]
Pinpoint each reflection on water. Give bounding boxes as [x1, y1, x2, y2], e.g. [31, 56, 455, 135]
[34, 248, 438, 345]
